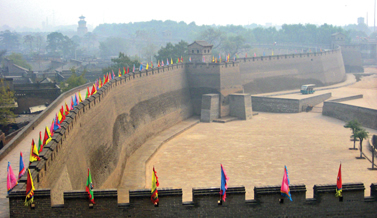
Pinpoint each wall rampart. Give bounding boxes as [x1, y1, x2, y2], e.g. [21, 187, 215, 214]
[15, 62, 193, 205]
[239, 49, 346, 94]
[322, 101, 377, 130]
[8, 183, 377, 217]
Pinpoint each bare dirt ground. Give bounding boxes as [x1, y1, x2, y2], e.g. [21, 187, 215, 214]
[146, 69, 377, 202]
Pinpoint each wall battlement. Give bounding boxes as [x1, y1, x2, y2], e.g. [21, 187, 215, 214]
[5, 46, 351, 216]
[8, 183, 377, 217]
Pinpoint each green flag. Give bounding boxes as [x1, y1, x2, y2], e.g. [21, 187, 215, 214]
[86, 168, 95, 204]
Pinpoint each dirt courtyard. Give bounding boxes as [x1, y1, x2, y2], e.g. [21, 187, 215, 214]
[146, 72, 377, 202]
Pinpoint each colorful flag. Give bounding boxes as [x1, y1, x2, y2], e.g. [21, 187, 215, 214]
[24, 169, 35, 206]
[112, 70, 115, 79]
[212, 56, 215, 62]
[177, 58, 179, 63]
[73, 95, 78, 107]
[139, 63, 143, 71]
[181, 56, 183, 62]
[86, 168, 95, 204]
[7, 162, 18, 194]
[161, 60, 164, 66]
[65, 102, 70, 115]
[263, 51, 265, 56]
[90, 84, 95, 96]
[86, 87, 90, 99]
[189, 57, 191, 62]
[254, 53, 256, 57]
[335, 164, 342, 197]
[151, 61, 153, 68]
[171, 58, 173, 65]
[158, 61, 160, 67]
[127, 67, 130, 74]
[272, 50, 274, 56]
[118, 68, 122, 77]
[133, 64, 135, 72]
[146, 63, 149, 70]
[166, 58, 169, 66]
[29, 139, 40, 164]
[220, 164, 229, 202]
[151, 167, 159, 205]
[18, 152, 26, 180]
[79, 92, 83, 102]
[38, 131, 42, 152]
[43, 126, 52, 147]
[50, 119, 54, 137]
[123, 67, 126, 75]
[53, 117, 60, 132]
[281, 166, 292, 201]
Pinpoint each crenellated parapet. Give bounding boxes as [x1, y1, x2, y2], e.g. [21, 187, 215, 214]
[8, 183, 377, 217]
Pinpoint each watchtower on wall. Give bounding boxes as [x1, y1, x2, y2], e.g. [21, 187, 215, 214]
[188, 41, 213, 63]
[77, 15, 88, 36]
[331, 32, 346, 49]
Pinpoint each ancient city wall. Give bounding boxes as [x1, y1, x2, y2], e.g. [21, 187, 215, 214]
[17, 63, 193, 205]
[239, 49, 346, 94]
[341, 45, 364, 73]
[0, 82, 90, 161]
[322, 101, 377, 130]
[8, 183, 377, 217]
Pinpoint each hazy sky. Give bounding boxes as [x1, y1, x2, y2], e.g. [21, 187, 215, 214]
[0, 0, 375, 30]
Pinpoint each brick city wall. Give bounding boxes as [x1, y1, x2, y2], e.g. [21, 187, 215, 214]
[340, 45, 364, 73]
[239, 49, 346, 94]
[8, 183, 377, 217]
[322, 101, 377, 130]
[14, 63, 193, 205]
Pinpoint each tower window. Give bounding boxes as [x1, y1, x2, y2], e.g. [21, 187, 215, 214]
[197, 50, 199, 53]
[192, 50, 194, 54]
[204, 50, 206, 53]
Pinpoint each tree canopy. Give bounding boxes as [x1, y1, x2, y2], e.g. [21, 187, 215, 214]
[154, 40, 188, 62]
[59, 68, 87, 92]
[46, 32, 77, 58]
[0, 79, 15, 127]
[102, 52, 140, 74]
[6, 52, 32, 70]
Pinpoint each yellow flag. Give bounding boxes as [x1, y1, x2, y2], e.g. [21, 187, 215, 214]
[171, 58, 173, 65]
[146, 63, 149, 69]
[45, 126, 52, 144]
[79, 92, 83, 102]
[29, 139, 40, 163]
[272, 50, 274, 56]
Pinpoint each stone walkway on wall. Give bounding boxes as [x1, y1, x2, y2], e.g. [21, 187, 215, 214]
[118, 117, 199, 203]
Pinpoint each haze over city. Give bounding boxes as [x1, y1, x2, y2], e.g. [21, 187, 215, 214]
[0, 0, 375, 30]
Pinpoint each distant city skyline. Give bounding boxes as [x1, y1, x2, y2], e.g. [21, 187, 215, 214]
[0, 0, 375, 31]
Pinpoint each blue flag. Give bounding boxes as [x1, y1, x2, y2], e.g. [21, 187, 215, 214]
[139, 63, 143, 71]
[220, 164, 229, 201]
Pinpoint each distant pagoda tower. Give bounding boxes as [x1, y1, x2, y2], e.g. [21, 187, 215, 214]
[77, 15, 88, 36]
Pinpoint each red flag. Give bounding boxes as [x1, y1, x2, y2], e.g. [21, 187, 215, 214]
[336, 164, 342, 197]
[127, 67, 130, 74]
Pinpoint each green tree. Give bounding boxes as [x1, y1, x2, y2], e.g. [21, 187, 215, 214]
[154, 40, 188, 62]
[344, 120, 362, 150]
[0, 79, 15, 126]
[222, 35, 250, 57]
[102, 52, 140, 74]
[0, 30, 20, 50]
[46, 32, 77, 58]
[23, 35, 34, 54]
[6, 53, 32, 70]
[354, 128, 369, 159]
[99, 37, 128, 58]
[59, 68, 87, 92]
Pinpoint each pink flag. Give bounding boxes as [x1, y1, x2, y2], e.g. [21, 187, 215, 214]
[50, 119, 54, 137]
[281, 166, 292, 201]
[7, 162, 18, 194]
[254, 53, 256, 57]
